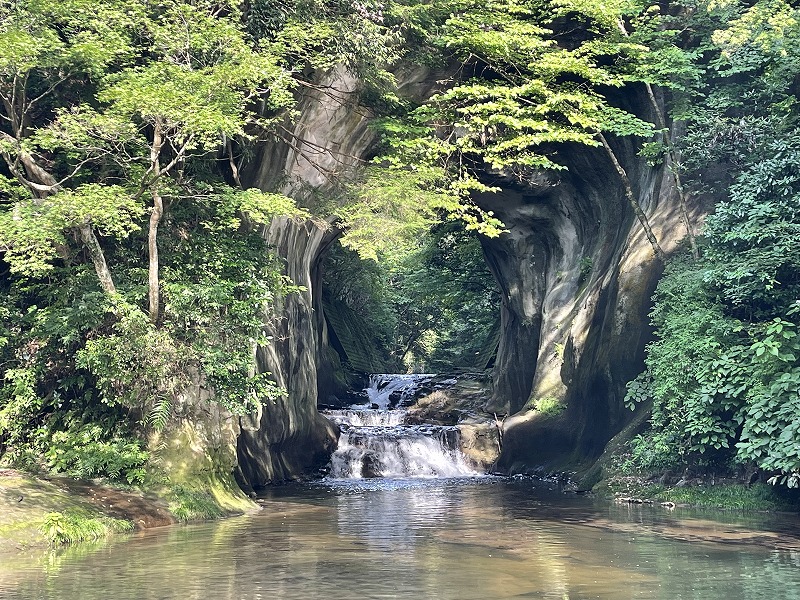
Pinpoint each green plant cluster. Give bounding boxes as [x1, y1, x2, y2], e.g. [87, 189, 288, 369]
[0, 0, 315, 482]
[40, 511, 134, 546]
[625, 0, 800, 487]
[167, 485, 225, 522]
[0, 196, 291, 480]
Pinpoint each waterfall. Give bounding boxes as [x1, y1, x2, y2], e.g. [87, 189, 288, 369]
[364, 373, 436, 410]
[323, 375, 481, 479]
[326, 409, 407, 428]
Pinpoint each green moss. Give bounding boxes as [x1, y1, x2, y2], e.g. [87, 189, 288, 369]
[163, 473, 256, 522]
[167, 486, 225, 522]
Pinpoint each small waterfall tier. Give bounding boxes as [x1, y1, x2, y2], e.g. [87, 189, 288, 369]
[323, 375, 481, 479]
[364, 373, 441, 410]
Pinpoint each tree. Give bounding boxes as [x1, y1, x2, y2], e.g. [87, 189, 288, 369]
[0, 0, 143, 290]
[370, 0, 672, 259]
[626, 0, 800, 486]
[0, 0, 296, 322]
[553, 0, 706, 257]
[0, 1, 305, 472]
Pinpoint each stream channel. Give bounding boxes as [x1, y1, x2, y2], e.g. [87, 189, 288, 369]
[2, 375, 800, 599]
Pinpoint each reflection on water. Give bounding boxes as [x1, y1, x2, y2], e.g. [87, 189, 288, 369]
[2, 477, 800, 599]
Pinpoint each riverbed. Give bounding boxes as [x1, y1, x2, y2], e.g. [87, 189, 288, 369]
[2, 476, 799, 599]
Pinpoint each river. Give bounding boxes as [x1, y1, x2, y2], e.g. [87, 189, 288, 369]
[2, 476, 800, 599]
[2, 376, 800, 599]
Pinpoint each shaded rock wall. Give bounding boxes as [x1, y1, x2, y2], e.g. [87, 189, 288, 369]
[237, 71, 365, 486]
[237, 68, 442, 486]
[482, 110, 698, 473]
[235, 217, 341, 487]
[323, 297, 393, 374]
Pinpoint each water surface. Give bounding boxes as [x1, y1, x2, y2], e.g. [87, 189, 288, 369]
[2, 477, 799, 599]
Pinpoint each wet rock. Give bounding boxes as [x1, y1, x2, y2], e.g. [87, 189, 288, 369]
[361, 452, 384, 478]
[458, 423, 500, 471]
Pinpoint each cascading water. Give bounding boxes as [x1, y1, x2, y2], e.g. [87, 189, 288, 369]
[323, 375, 481, 479]
[364, 373, 435, 409]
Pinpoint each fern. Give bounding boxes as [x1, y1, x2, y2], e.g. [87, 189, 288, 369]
[148, 396, 172, 432]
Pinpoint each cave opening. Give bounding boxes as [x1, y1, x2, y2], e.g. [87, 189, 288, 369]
[318, 219, 502, 381]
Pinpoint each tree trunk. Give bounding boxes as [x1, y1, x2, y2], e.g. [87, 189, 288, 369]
[78, 223, 117, 294]
[0, 132, 59, 196]
[598, 132, 666, 262]
[148, 189, 163, 323]
[643, 83, 699, 259]
[147, 119, 164, 324]
[616, 18, 699, 259]
[1, 131, 122, 293]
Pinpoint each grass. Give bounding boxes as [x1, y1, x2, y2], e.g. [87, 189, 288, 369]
[39, 511, 134, 546]
[525, 396, 567, 417]
[601, 477, 800, 511]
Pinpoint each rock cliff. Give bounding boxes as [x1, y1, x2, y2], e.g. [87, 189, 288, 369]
[235, 70, 696, 484]
[479, 108, 698, 473]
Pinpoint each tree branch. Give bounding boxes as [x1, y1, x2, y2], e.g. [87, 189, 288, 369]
[598, 132, 665, 261]
[616, 17, 698, 259]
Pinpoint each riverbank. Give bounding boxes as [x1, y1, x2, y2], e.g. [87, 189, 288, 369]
[592, 475, 800, 512]
[0, 468, 258, 554]
[0, 468, 172, 555]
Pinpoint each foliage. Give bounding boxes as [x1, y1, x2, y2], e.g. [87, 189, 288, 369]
[702, 134, 800, 316]
[350, 0, 706, 262]
[622, 0, 800, 487]
[324, 221, 499, 371]
[736, 315, 800, 487]
[655, 482, 800, 510]
[531, 397, 567, 417]
[40, 511, 134, 546]
[604, 479, 800, 511]
[0, 0, 309, 483]
[368, 0, 663, 175]
[337, 167, 470, 261]
[322, 242, 399, 368]
[0, 189, 294, 477]
[0, 185, 144, 277]
[42, 424, 148, 485]
[159, 195, 299, 414]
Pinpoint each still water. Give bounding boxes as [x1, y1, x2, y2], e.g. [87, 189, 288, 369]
[2, 477, 800, 600]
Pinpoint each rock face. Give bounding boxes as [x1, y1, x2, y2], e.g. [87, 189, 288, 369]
[479, 104, 697, 473]
[236, 70, 367, 486]
[237, 68, 442, 486]
[235, 216, 341, 487]
[236, 67, 695, 483]
[149, 377, 257, 514]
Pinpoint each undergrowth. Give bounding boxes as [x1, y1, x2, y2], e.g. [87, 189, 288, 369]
[602, 478, 800, 511]
[40, 511, 134, 546]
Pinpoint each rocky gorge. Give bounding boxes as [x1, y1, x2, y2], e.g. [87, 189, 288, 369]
[201, 71, 699, 491]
